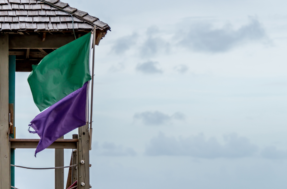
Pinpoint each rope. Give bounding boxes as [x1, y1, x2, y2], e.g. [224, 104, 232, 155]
[69, 185, 77, 189]
[11, 164, 77, 170]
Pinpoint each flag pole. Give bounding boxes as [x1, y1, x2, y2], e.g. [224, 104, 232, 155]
[89, 27, 96, 150]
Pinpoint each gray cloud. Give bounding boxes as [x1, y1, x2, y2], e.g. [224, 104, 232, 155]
[174, 65, 189, 73]
[261, 146, 287, 159]
[139, 26, 170, 57]
[178, 18, 267, 53]
[134, 111, 185, 125]
[94, 142, 137, 156]
[136, 61, 163, 74]
[146, 133, 258, 158]
[111, 33, 138, 54]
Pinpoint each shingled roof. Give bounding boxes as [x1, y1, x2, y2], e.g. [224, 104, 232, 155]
[0, 0, 110, 32]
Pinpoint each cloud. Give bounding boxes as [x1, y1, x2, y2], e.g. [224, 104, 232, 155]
[261, 146, 287, 159]
[136, 61, 163, 74]
[109, 62, 125, 72]
[111, 33, 138, 54]
[94, 142, 137, 156]
[134, 111, 185, 125]
[139, 26, 170, 57]
[145, 133, 258, 158]
[178, 18, 267, 53]
[174, 65, 189, 73]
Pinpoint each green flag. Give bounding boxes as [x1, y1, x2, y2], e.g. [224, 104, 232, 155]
[28, 33, 92, 111]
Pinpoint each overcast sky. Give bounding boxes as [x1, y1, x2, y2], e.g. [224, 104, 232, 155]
[14, 0, 287, 188]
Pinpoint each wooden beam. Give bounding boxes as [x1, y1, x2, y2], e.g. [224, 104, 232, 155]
[9, 33, 75, 49]
[42, 32, 46, 42]
[78, 124, 90, 189]
[38, 49, 47, 55]
[10, 139, 78, 149]
[9, 51, 25, 56]
[55, 136, 64, 189]
[10, 51, 47, 59]
[0, 34, 11, 189]
[26, 48, 30, 59]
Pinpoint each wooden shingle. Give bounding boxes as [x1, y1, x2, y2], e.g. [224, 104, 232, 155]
[28, 11, 38, 16]
[44, 0, 59, 3]
[7, 11, 15, 16]
[0, 0, 8, 5]
[11, 4, 18, 9]
[74, 10, 87, 17]
[15, 10, 28, 15]
[60, 16, 71, 22]
[25, 23, 36, 29]
[19, 16, 33, 22]
[0, 11, 8, 16]
[83, 15, 98, 23]
[45, 10, 56, 16]
[36, 23, 46, 30]
[50, 17, 59, 22]
[0, 0, 110, 32]
[2, 5, 12, 10]
[54, 1, 68, 8]
[4, 16, 12, 21]
[33, 17, 49, 22]
[12, 17, 18, 22]
[38, 10, 46, 15]
[10, 23, 20, 30]
[8, 0, 20, 3]
[1, 23, 10, 30]
[20, 0, 30, 3]
[63, 6, 76, 13]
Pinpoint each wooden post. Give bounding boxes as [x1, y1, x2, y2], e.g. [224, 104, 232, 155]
[0, 34, 11, 189]
[72, 149, 78, 184]
[55, 136, 64, 189]
[66, 134, 78, 188]
[78, 125, 90, 189]
[72, 134, 78, 185]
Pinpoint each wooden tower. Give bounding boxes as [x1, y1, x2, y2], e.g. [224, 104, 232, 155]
[0, 0, 110, 188]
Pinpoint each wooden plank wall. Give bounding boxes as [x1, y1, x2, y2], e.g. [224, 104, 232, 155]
[0, 34, 11, 189]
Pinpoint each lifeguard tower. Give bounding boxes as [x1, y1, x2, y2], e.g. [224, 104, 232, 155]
[0, 0, 110, 188]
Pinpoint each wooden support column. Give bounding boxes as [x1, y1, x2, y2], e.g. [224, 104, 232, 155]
[0, 34, 11, 189]
[78, 125, 90, 189]
[72, 149, 78, 184]
[66, 135, 78, 188]
[55, 136, 64, 189]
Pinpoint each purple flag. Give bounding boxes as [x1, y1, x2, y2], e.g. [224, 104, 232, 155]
[29, 82, 88, 156]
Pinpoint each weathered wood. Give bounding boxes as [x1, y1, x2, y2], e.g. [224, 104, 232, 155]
[9, 33, 76, 49]
[10, 139, 78, 149]
[38, 48, 47, 55]
[9, 51, 47, 59]
[78, 124, 90, 189]
[66, 152, 73, 189]
[26, 48, 30, 59]
[72, 150, 78, 183]
[66, 135, 78, 188]
[0, 34, 11, 189]
[55, 136, 64, 189]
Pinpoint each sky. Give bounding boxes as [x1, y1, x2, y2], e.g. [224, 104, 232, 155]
[13, 0, 287, 188]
